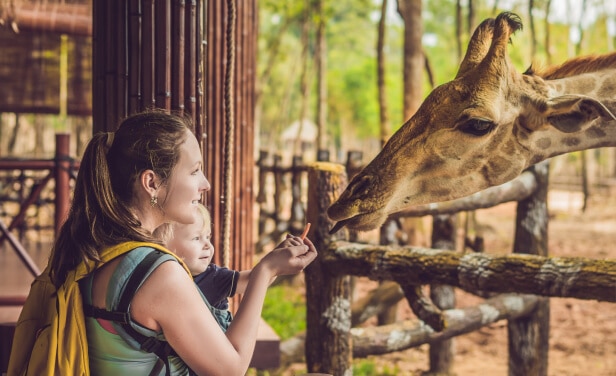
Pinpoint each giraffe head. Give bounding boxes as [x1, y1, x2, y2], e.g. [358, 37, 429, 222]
[328, 12, 616, 233]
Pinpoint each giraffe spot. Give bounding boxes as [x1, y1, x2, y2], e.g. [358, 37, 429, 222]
[431, 188, 452, 198]
[489, 156, 511, 176]
[535, 138, 551, 150]
[421, 155, 445, 171]
[575, 76, 597, 93]
[599, 76, 616, 94]
[562, 137, 581, 147]
[586, 126, 607, 139]
[501, 139, 516, 154]
[530, 154, 546, 165]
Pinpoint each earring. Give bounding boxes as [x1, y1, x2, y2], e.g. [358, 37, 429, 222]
[150, 196, 158, 207]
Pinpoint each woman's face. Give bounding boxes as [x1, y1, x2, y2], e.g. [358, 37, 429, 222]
[160, 130, 210, 225]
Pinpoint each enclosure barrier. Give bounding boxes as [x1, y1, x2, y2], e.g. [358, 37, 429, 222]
[302, 161, 615, 376]
[255, 150, 364, 253]
[0, 133, 78, 278]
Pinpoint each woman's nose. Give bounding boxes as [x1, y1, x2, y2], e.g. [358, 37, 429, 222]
[201, 173, 211, 192]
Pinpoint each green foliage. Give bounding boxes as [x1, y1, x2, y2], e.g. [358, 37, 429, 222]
[261, 283, 306, 340]
[258, 0, 616, 153]
[353, 358, 400, 376]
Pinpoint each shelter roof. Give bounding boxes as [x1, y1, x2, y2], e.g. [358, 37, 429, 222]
[0, 0, 92, 115]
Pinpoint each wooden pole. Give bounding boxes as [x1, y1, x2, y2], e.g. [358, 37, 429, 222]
[428, 214, 457, 374]
[54, 133, 71, 236]
[508, 161, 550, 376]
[155, 0, 171, 110]
[304, 162, 352, 375]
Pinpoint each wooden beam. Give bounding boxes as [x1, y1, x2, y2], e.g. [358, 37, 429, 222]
[324, 241, 616, 302]
[10, 4, 92, 36]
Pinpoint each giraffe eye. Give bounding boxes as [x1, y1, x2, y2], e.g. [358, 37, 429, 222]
[460, 119, 495, 136]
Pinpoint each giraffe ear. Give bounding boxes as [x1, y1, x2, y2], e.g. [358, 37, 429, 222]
[544, 95, 616, 133]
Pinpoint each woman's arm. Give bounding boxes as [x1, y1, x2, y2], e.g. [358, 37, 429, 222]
[132, 235, 317, 376]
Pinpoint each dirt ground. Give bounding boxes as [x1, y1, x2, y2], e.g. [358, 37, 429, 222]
[285, 190, 615, 376]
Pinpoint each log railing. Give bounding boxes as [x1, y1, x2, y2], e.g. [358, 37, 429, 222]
[0, 133, 78, 278]
[302, 161, 616, 376]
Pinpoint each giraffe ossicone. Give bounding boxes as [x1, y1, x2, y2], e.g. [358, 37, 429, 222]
[328, 12, 616, 233]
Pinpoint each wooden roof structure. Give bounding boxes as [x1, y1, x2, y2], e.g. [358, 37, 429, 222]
[0, 0, 256, 275]
[0, 1, 91, 115]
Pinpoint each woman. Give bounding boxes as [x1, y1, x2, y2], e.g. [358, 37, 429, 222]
[48, 111, 317, 375]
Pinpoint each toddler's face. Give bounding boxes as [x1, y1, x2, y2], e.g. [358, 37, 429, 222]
[166, 214, 214, 276]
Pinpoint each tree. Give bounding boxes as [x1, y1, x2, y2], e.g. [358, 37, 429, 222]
[377, 0, 390, 146]
[314, 0, 328, 156]
[397, 0, 423, 119]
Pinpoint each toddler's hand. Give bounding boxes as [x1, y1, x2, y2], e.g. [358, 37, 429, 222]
[263, 234, 317, 276]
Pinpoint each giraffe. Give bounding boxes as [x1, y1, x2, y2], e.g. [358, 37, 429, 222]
[327, 12, 616, 233]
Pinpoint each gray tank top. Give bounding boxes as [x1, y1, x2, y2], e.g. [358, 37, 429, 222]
[82, 247, 218, 375]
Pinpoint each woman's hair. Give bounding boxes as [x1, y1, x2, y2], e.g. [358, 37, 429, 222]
[49, 110, 195, 286]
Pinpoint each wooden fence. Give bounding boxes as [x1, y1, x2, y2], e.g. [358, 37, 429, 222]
[0, 133, 77, 279]
[256, 153, 615, 376]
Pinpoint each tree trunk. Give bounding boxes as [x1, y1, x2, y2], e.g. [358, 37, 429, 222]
[397, 0, 423, 120]
[467, 0, 476, 34]
[254, 18, 291, 154]
[456, 0, 463, 61]
[294, 3, 311, 157]
[315, 0, 328, 154]
[544, 0, 553, 64]
[529, 0, 537, 58]
[377, 0, 390, 146]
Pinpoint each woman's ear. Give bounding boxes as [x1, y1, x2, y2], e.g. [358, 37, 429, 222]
[140, 169, 160, 197]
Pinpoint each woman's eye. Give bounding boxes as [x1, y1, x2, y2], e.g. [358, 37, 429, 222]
[459, 119, 495, 136]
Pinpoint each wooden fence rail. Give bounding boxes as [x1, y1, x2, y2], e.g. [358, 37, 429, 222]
[324, 241, 615, 302]
[0, 133, 78, 277]
[300, 160, 615, 376]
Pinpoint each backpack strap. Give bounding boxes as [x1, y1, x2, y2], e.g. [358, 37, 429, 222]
[84, 249, 177, 376]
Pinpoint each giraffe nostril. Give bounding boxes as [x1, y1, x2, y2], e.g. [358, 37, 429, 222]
[350, 176, 372, 197]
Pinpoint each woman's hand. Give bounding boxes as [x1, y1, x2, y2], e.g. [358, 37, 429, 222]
[259, 234, 318, 277]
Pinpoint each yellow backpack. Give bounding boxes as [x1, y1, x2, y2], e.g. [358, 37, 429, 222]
[7, 241, 190, 376]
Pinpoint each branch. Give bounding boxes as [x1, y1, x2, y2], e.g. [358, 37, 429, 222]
[391, 168, 538, 218]
[324, 241, 616, 302]
[352, 293, 539, 357]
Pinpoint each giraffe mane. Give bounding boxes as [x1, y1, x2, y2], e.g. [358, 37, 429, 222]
[535, 52, 616, 80]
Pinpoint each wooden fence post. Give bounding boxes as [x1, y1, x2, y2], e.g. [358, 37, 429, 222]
[290, 155, 305, 233]
[429, 214, 457, 374]
[256, 150, 269, 236]
[273, 154, 283, 225]
[508, 161, 550, 376]
[305, 162, 352, 375]
[54, 133, 71, 236]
